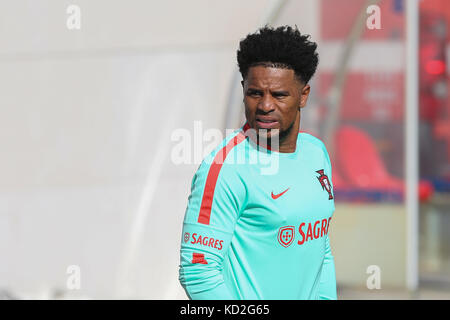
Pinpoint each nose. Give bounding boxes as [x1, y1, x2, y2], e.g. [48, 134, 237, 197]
[257, 93, 276, 113]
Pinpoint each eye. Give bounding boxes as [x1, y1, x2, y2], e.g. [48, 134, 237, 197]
[272, 92, 288, 98]
[247, 89, 262, 97]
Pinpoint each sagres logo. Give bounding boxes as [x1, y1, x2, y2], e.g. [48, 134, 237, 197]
[184, 232, 190, 243]
[278, 218, 332, 247]
[277, 226, 295, 248]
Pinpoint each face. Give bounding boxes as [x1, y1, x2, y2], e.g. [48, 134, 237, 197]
[242, 66, 310, 147]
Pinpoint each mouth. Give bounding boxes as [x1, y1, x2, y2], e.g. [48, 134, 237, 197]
[255, 117, 279, 129]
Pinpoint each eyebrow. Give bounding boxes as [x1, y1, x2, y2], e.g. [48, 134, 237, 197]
[246, 88, 290, 95]
[271, 90, 289, 95]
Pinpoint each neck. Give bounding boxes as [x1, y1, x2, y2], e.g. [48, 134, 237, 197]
[277, 112, 300, 153]
[246, 112, 301, 153]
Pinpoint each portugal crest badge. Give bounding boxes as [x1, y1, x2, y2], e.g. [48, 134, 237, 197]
[316, 169, 334, 200]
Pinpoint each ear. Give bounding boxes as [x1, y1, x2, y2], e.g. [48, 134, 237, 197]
[299, 84, 311, 109]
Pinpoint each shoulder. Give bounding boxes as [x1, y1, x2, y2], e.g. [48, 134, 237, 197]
[190, 128, 247, 206]
[298, 131, 329, 157]
[194, 128, 246, 180]
[298, 131, 333, 172]
[203, 128, 246, 165]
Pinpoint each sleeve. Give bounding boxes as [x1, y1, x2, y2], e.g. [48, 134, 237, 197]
[318, 235, 337, 300]
[318, 144, 337, 300]
[178, 152, 246, 300]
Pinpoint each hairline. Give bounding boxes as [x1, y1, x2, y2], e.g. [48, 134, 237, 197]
[242, 62, 306, 85]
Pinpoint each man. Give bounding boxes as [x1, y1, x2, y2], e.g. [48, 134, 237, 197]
[178, 26, 336, 300]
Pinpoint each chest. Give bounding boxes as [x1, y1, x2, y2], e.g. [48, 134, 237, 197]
[239, 161, 334, 228]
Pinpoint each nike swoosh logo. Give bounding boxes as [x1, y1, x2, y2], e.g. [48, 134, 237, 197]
[271, 188, 290, 199]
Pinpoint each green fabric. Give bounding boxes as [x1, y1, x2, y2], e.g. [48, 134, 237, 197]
[179, 125, 337, 300]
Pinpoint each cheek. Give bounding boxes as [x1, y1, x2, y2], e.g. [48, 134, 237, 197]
[244, 99, 257, 115]
[280, 103, 299, 123]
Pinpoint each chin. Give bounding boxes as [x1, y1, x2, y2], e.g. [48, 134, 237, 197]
[257, 128, 280, 136]
[257, 129, 281, 145]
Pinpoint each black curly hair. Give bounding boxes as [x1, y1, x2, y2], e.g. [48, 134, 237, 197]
[237, 25, 319, 84]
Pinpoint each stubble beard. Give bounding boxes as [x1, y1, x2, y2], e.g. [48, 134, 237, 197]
[256, 120, 295, 152]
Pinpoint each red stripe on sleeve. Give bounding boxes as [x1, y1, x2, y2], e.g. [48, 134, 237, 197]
[197, 128, 248, 225]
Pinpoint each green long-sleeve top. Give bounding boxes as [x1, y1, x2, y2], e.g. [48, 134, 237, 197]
[179, 123, 337, 300]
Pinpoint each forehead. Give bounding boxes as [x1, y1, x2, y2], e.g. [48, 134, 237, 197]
[245, 66, 299, 88]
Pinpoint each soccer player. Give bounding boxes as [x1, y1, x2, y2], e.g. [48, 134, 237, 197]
[178, 26, 337, 300]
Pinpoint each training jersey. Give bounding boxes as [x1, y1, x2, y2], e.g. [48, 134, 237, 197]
[179, 123, 336, 300]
